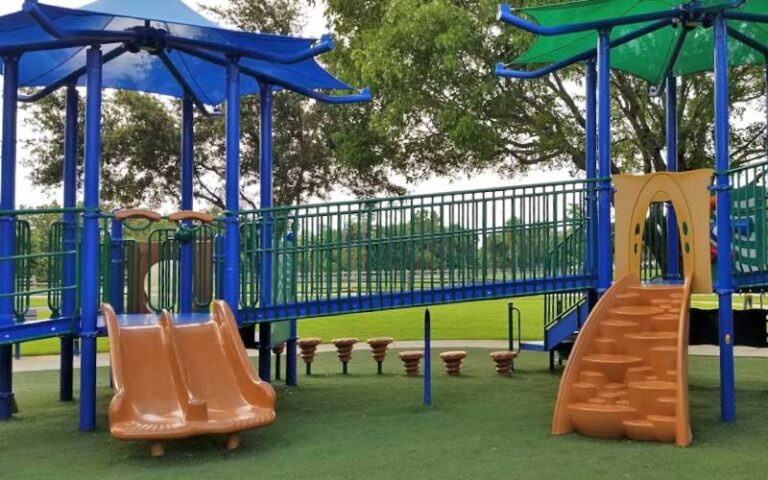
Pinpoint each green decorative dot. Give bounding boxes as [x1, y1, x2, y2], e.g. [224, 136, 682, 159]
[635, 224, 641, 235]
[682, 222, 689, 236]
[685, 242, 691, 254]
[634, 244, 638, 254]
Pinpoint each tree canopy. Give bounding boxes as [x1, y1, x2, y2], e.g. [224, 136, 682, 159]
[22, 0, 768, 210]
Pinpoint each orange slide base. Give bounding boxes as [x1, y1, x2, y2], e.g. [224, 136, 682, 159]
[104, 301, 276, 456]
[552, 273, 693, 446]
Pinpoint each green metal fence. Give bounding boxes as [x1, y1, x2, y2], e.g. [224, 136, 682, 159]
[728, 160, 768, 289]
[0, 208, 83, 328]
[543, 224, 588, 331]
[240, 179, 595, 316]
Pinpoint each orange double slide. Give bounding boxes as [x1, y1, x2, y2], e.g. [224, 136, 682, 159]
[103, 301, 276, 456]
[551, 273, 692, 446]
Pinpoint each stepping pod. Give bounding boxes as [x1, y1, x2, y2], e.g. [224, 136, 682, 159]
[332, 338, 358, 374]
[298, 338, 321, 375]
[367, 337, 394, 374]
[490, 351, 518, 376]
[398, 351, 424, 377]
[439, 351, 467, 376]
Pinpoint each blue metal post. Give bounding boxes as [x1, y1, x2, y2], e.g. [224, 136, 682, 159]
[424, 309, 431, 406]
[713, 14, 735, 422]
[60, 83, 78, 402]
[286, 319, 298, 386]
[259, 82, 274, 382]
[596, 30, 613, 294]
[0, 54, 19, 420]
[179, 96, 194, 314]
[223, 58, 240, 317]
[665, 75, 681, 280]
[585, 60, 598, 304]
[109, 216, 123, 313]
[79, 46, 103, 432]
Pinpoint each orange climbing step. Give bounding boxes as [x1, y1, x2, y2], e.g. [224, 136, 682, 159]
[104, 301, 276, 456]
[552, 273, 692, 446]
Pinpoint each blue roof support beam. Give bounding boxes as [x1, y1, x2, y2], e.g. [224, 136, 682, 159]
[596, 30, 613, 295]
[18, 45, 129, 103]
[155, 50, 220, 117]
[0, 39, 94, 55]
[713, 13, 736, 423]
[169, 44, 372, 105]
[496, 4, 682, 36]
[222, 57, 241, 318]
[665, 75, 680, 281]
[496, 18, 674, 79]
[258, 82, 274, 383]
[23, 1, 138, 44]
[59, 83, 78, 403]
[179, 96, 194, 315]
[163, 34, 335, 65]
[650, 28, 689, 97]
[726, 27, 768, 57]
[79, 45, 103, 432]
[723, 11, 768, 24]
[585, 60, 598, 294]
[0, 54, 20, 421]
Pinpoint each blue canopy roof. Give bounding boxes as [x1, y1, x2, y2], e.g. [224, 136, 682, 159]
[0, 0, 368, 107]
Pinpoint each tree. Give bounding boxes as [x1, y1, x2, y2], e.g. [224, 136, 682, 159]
[22, 0, 402, 211]
[323, 0, 767, 177]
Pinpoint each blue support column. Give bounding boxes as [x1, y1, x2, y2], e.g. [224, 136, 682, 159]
[424, 309, 431, 406]
[259, 82, 274, 383]
[286, 319, 298, 386]
[0, 54, 19, 420]
[585, 60, 598, 305]
[79, 46, 103, 432]
[596, 30, 613, 294]
[223, 58, 241, 318]
[285, 227, 297, 386]
[665, 75, 681, 280]
[179, 96, 194, 314]
[60, 84, 78, 402]
[109, 216, 124, 314]
[713, 14, 735, 422]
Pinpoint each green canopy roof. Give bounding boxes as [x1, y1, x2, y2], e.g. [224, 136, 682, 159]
[511, 0, 768, 84]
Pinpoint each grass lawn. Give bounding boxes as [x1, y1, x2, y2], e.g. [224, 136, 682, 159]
[2, 350, 768, 479]
[18, 296, 545, 356]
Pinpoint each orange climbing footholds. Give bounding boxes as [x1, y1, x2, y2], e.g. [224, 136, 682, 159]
[367, 337, 394, 374]
[490, 351, 518, 376]
[298, 338, 322, 375]
[398, 351, 425, 377]
[439, 351, 467, 376]
[332, 338, 358, 374]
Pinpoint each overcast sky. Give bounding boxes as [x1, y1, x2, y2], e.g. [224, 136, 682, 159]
[0, 0, 569, 210]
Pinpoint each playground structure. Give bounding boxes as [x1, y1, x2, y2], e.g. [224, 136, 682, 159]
[0, 0, 767, 450]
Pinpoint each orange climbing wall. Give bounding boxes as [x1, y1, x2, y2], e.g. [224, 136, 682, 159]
[552, 171, 712, 446]
[551, 273, 692, 446]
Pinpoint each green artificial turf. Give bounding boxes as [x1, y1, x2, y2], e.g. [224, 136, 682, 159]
[1, 350, 768, 480]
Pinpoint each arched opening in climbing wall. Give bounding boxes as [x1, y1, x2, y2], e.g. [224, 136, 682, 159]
[639, 201, 684, 284]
